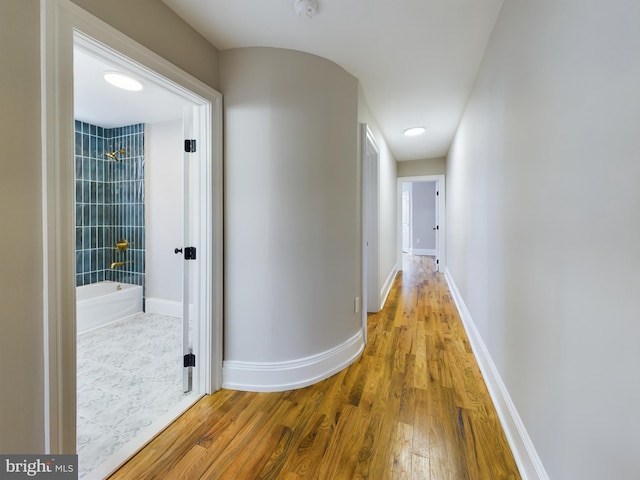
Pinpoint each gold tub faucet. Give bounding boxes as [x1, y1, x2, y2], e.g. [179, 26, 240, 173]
[110, 261, 132, 269]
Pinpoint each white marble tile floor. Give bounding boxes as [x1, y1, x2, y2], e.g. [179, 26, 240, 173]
[77, 312, 197, 479]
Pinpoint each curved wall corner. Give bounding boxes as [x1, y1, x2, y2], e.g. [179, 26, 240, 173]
[220, 47, 363, 391]
[223, 329, 364, 392]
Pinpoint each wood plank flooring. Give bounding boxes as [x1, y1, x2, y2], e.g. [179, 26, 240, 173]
[108, 255, 521, 479]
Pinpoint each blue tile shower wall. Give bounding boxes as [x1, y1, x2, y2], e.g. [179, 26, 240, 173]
[74, 121, 145, 303]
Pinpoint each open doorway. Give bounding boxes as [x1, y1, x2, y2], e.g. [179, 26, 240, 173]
[42, 1, 223, 477]
[401, 181, 437, 256]
[362, 124, 380, 343]
[73, 34, 210, 478]
[397, 175, 445, 272]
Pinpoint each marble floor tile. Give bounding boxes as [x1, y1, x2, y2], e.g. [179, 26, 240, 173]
[77, 312, 196, 478]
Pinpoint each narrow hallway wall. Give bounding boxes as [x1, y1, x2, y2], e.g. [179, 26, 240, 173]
[446, 1, 640, 478]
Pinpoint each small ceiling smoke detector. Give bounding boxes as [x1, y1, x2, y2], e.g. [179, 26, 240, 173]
[295, 0, 318, 19]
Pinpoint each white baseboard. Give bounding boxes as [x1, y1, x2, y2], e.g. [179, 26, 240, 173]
[146, 298, 196, 320]
[222, 329, 365, 392]
[444, 267, 549, 480]
[379, 263, 398, 310]
[146, 298, 182, 317]
[408, 248, 436, 256]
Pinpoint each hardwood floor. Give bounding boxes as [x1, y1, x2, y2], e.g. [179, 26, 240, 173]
[108, 255, 521, 479]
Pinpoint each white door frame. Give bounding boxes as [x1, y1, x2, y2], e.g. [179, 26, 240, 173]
[397, 175, 445, 271]
[401, 186, 412, 253]
[361, 124, 380, 340]
[41, 0, 223, 454]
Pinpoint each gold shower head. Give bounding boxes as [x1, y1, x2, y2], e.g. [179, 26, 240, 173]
[105, 148, 126, 160]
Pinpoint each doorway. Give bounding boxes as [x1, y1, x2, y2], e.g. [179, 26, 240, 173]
[42, 0, 223, 470]
[397, 175, 445, 272]
[401, 181, 437, 256]
[73, 35, 210, 477]
[362, 124, 380, 337]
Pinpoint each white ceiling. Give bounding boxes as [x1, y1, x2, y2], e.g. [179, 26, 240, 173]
[74, 47, 193, 128]
[75, 1, 504, 161]
[161, 0, 504, 161]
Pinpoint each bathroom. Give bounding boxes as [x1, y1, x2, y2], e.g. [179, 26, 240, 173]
[73, 44, 203, 478]
[74, 121, 146, 329]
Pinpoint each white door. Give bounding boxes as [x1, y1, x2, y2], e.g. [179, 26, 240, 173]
[434, 185, 440, 271]
[364, 128, 379, 314]
[402, 189, 411, 253]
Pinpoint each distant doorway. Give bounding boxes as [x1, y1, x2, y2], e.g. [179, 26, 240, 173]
[397, 175, 445, 272]
[401, 181, 437, 256]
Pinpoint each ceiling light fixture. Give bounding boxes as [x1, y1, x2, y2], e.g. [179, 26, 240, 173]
[295, 0, 318, 19]
[403, 126, 426, 137]
[103, 71, 143, 91]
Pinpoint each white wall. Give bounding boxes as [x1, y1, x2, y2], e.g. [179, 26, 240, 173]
[0, 0, 44, 454]
[411, 182, 436, 252]
[71, 0, 220, 89]
[397, 157, 446, 177]
[146, 119, 183, 308]
[446, 1, 640, 478]
[221, 47, 362, 389]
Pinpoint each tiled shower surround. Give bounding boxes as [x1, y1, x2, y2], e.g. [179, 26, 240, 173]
[75, 121, 145, 300]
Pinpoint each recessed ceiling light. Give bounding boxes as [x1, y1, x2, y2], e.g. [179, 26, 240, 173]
[403, 126, 426, 137]
[103, 71, 143, 91]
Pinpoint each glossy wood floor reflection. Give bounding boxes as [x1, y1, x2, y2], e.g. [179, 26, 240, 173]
[109, 255, 521, 479]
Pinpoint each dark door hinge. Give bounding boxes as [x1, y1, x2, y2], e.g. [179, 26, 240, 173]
[184, 247, 197, 260]
[184, 353, 196, 368]
[175, 247, 197, 260]
[184, 139, 197, 153]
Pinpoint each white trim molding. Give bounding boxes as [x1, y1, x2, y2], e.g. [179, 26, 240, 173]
[146, 298, 182, 318]
[145, 298, 198, 320]
[222, 329, 365, 392]
[408, 248, 436, 256]
[379, 263, 398, 311]
[444, 267, 549, 480]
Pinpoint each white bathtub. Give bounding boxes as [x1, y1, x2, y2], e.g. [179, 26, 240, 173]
[76, 281, 143, 335]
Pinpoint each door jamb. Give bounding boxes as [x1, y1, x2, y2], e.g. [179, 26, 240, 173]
[361, 124, 380, 342]
[41, 0, 223, 454]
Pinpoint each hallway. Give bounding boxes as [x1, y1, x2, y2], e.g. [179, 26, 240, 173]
[109, 255, 520, 479]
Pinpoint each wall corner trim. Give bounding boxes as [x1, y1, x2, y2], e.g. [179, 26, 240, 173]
[221, 329, 365, 392]
[444, 267, 550, 480]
